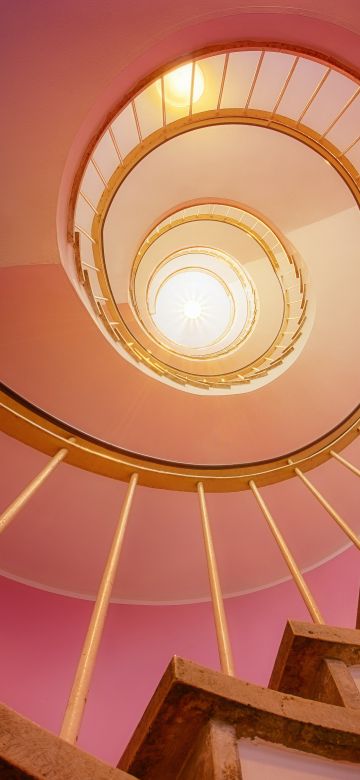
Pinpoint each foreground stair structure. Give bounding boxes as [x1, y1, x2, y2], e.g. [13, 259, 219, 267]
[1, 618, 360, 778]
[2, 12, 360, 779]
[0, 388, 360, 776]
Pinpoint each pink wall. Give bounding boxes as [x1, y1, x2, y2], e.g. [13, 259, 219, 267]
[0, 545, 358, 766]
[2, 0, 359, 771]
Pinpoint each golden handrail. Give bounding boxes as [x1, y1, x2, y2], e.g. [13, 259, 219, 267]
[67, 41, 360, 241]
[0, 383, 359, 492]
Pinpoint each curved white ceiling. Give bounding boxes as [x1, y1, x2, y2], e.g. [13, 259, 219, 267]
[103, 124, 353, 294]
[0, 431, 359, 603]
[68, 116, 360, 450]
[71, 48, 360, 401]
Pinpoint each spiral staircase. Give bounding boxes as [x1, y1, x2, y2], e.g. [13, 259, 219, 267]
[1, 2, 360, 778]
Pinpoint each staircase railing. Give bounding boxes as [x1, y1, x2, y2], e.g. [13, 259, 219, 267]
[0, 380, 359, 744]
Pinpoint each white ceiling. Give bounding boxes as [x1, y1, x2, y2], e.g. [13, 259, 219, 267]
[103, 124, 354, 298]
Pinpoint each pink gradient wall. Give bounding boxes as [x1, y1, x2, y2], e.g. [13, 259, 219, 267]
[2, 0, 360, 772]
[0, 545, 358, 766]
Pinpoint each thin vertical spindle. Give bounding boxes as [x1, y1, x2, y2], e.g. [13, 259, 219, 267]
[249, 480, 325, 624]
[330, 450, 360, 479]
[289, 460, 360, 551]
[197, 482, 235, 676]
[0, 444, 73, 534]
[60, 473, 138, 744]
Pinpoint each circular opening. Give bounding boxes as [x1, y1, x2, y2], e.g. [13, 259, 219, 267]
[183, 300, 202, 319]
[152, 267, 233, 349]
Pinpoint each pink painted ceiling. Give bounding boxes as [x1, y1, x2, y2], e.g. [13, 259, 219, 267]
[1, 250, 359, 464]
[0, 430, 359, 602]
[0, 0, 359, 602]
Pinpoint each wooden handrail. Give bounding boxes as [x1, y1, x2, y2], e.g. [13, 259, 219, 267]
[0, 382, 359, 492]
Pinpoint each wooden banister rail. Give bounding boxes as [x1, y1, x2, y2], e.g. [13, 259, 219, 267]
[0, 382, 359, 492]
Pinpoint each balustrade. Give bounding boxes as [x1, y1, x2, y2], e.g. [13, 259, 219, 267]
[0, 382, 360, 776]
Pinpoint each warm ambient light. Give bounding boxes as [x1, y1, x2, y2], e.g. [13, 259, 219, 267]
[183, 300, 202, 319]
[162, 63, 204, 107]
[151, 266, 233, 350]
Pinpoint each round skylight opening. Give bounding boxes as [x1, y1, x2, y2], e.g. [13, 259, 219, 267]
[141, 245, 257, 360]
[152, 267, 233, 350]
[183, 300, 202, 319]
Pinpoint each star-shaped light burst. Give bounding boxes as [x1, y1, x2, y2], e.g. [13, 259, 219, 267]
[183, 300, 202, 319]
[153, 269, 231, 351]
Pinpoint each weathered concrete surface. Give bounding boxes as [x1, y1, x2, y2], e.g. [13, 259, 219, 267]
[0, 701, 136, 780]
[118, 650, 360, 779]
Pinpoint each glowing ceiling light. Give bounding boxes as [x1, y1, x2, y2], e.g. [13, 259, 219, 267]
[151, 266, 233, 350]
[162, 63, 204, 107]
[183, 300, 202, 319]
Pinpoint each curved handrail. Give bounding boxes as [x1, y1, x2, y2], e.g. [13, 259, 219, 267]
[0, 382, 359, 491]
[68, 43, 360, 393]
[67, 41, 360, 240]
